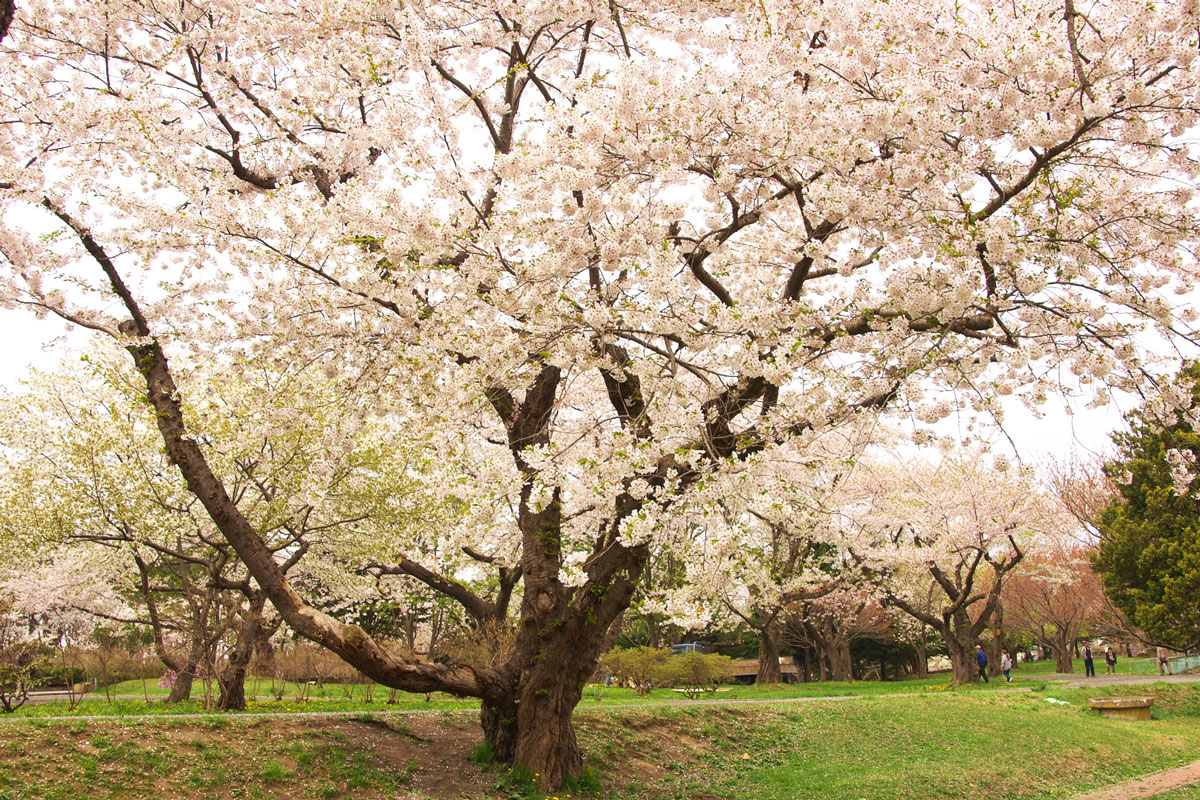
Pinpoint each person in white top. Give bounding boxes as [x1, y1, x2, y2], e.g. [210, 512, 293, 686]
[1000, 650, 1013, 684]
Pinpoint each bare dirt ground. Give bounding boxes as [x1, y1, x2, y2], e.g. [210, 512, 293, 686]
[1069, 759, 1200, 800]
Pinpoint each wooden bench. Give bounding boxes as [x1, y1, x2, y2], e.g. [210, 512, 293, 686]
[1089, 696, 1153, 720]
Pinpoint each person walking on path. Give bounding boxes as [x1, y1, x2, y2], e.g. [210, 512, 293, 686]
[1158, 646, 1174, 676]
[976, 645, 989, 683]
[1104, 645, 1117, 675]
[1083, 642, 1096, 677]
[1000, 650, 1013, 683]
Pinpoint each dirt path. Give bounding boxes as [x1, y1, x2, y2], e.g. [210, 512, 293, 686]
[1070, 759, 1200, 799]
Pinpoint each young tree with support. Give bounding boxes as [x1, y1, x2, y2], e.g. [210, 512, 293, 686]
[3, 0, 1199, 787]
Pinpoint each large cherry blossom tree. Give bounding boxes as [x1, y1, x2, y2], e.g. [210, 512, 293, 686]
[2, 0, 1198, 787]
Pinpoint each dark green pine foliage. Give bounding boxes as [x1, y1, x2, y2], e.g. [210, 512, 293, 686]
[1095, 363, 1200, 650]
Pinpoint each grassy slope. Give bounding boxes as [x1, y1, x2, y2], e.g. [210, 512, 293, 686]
[578, 684, 1200, 800]
[4, 684, 1200, 799]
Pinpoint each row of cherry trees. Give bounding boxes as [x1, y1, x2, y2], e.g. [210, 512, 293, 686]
[0, 342, 1114, 696]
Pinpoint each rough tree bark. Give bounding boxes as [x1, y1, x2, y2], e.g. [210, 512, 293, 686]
[1052, 646, 1075, 673]
[165, 643, 205, 704]
[217, 594, 269, 711]
[827, 640, 853, 682]
[911, 634, 929, 678]
[756, 620, 783, 685]
[0, 0, 12, 43]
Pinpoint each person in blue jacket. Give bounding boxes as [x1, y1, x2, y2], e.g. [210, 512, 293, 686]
[975, 645, 989, 683]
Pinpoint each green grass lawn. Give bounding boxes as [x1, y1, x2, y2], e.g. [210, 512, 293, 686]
[23, 671, 1040, 719]
[577, 684, 1200, 800]
[1010, 656, 1165, 676]
[5, 684, 1200, 799]
[89, 657, 1160, 706]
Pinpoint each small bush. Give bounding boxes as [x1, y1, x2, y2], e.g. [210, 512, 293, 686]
[600, 646, 668, 695]
[659, 652, 736, 698]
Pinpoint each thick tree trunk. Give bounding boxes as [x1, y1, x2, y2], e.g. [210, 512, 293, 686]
[1052, 641, 1075, 673]
[827, 640, 853, 682]
[947, 637, 977, 685]
[481, 696, 520, 762]
[512, 654, 587, 788]
[756, 623, 782, 684]
[912, 636, 929, 678]
[166, 658, 196, 704]
[217, 667, 247, 711]
[218, 597, 266, 711]
[0, 0, 13, 44]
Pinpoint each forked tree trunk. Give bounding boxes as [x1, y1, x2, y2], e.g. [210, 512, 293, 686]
[115, 323, 644, 792]
[218, 596, 266, 711]
[166, 655, 198, 704]
[756, 623, 782, 684]
[1053, 644, 1074, 674]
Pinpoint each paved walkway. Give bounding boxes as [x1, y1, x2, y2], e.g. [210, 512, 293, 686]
[1030, 670, 1200, 689]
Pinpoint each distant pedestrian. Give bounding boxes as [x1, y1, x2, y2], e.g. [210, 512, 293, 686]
[975, 645, 989, 683]
[1104, 645, 1117, 675]
[1083, 643, 1095, 677]
[1000, 650, 1013, 683]
[1158, 646, 1174, 676]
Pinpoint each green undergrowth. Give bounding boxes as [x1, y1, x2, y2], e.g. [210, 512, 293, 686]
[17, 675, 1016, 719]
[15, 673, 1193, 723]
[53, 665, 1122, 721]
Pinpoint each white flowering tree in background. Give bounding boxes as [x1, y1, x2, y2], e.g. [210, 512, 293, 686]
[782, 587, 889, 681]
[2, 0, 1199, 787]
[0, 346, 470, 707]
[677, 427, 872, 683]
[849, 454, 1067, 684]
